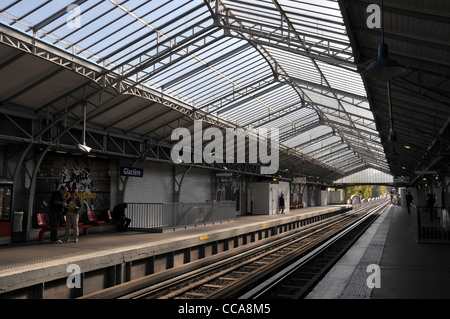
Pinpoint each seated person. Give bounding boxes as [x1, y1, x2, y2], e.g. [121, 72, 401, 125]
[112, 203, 131, 232]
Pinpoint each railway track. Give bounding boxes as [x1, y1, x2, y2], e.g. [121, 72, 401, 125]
[240, 201, 389, 299]
[81, 201, 388, 299]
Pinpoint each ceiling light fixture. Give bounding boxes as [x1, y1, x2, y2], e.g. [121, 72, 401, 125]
[76, 101, 91, 153]
[362, 0, 405, 174]
[362, 0, 405, 81]
[362, 42, 405, 80]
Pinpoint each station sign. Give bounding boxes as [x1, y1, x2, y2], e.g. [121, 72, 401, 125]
[218, 177, 229, 183]
[120, 166, 144, 177]
[393, 176, 409, 183]
[216, 172, 232, 184]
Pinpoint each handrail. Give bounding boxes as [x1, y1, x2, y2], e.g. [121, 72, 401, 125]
[410, 204, 450, 243]
[127, 201, 236, 231]
[175, 204, 209, 226]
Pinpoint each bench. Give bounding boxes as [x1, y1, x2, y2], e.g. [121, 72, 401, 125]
[290, 200, 304, 209]
[36, 213, 89, 242]
[87, 210, 119, 227]
[37, 211, 121, 241]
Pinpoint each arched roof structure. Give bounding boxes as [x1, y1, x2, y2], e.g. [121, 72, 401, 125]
[1, 1, 448, 185]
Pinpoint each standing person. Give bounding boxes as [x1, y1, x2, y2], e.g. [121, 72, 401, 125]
[406, 191, 413, 215]
[279, 193, 285, 214]
[48, 186, 68, 244]
[64, 190, 82, 243]
[112, 203, 131, 232]
[426, 194, 436, 222]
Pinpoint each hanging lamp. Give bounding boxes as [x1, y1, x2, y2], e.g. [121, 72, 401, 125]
[76, 101, 92, 153]
[362, 0, 405, 80]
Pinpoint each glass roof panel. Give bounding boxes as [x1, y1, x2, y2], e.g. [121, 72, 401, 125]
[280, 0, 349, 42]
[0, 0, 391, 179]
[316, 60, 366, 97]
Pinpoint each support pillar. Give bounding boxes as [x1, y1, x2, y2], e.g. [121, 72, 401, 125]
[173, 166, 190, 203]
[26, 147, 50, 241]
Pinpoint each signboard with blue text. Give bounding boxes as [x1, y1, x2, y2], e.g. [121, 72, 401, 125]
[120, 166, 144, 178]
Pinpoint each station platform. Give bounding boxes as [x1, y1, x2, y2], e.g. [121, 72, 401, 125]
[306, 204, 450, 299]
[0, 204, 348, 299]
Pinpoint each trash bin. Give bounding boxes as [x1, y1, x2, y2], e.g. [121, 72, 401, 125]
[12, 211, 23, 232]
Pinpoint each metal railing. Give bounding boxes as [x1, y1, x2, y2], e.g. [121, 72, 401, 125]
[410, 204, 450, 243]
[126, 203, 164, 230]
[126, 201, 236, 232]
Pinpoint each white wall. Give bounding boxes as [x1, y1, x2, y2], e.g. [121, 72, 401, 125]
[248, 183, 269, 214]
[328, 190, 344, 204]
[179, 168, 212, 203]
[321, 190, 328, 205]
[124, 163, 213, 204]
[248, 182, 290, 215]
[124, 162, 173, 203]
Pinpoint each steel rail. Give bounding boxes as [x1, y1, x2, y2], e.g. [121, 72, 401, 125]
[125, 208, 359, 299]
[133, 202, 387, 299]
[80, 206, 351, 299]
[81, 201, 387, 299]
[239, 201, 389, 299]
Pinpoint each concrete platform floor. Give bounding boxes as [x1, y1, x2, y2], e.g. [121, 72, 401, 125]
[0, 205, 345, 270]
[0, 205, 347, 297]
[307, 205, 450, 299]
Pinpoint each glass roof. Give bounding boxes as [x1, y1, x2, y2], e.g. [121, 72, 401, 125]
[0, 0, 391, 178]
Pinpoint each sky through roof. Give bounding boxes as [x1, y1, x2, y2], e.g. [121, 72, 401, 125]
[0, 0, 391, 179]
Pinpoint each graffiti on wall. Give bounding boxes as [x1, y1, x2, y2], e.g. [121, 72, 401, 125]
[35, 154, 110, 217]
